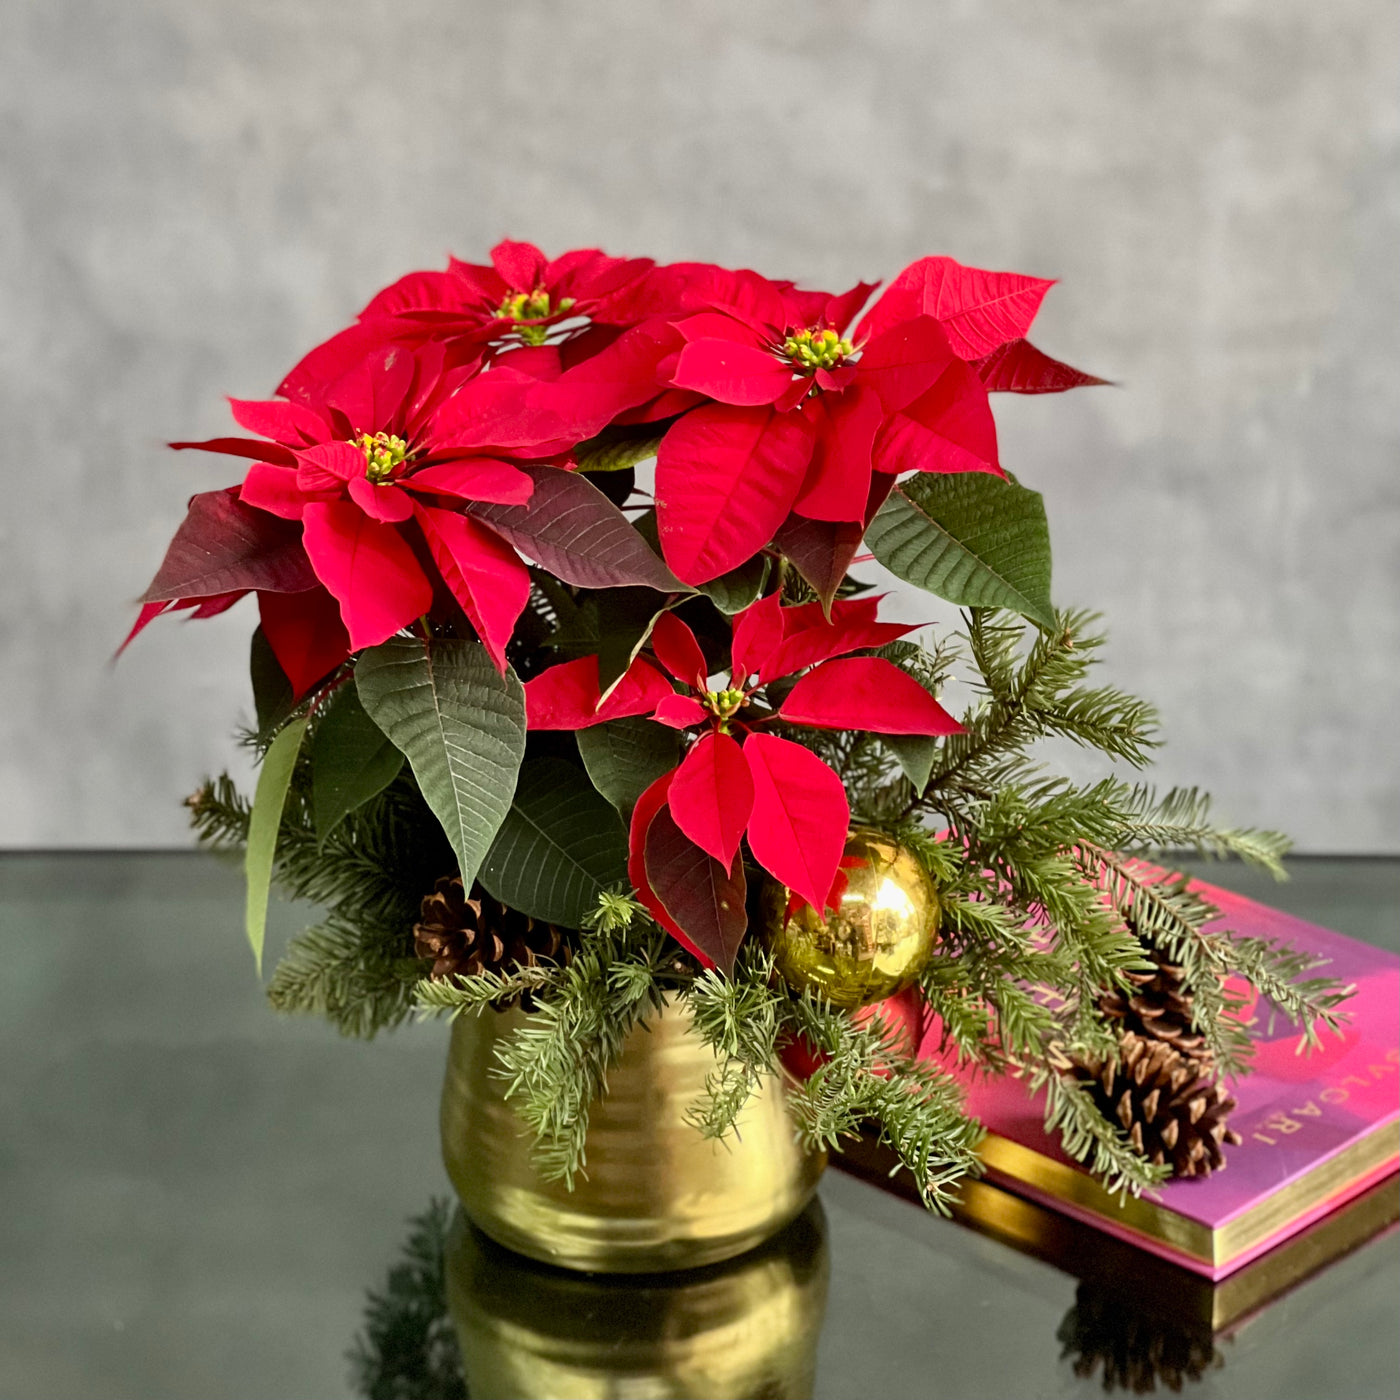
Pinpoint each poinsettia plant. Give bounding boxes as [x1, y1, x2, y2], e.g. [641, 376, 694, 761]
[133, 241, 1346, 1204]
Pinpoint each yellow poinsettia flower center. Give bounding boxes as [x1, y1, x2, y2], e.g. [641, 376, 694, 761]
[700, 687, 747, 722]
[783, 325, 854, 372]
[355, 431, 409, 483]
[497, 288, 576, 345]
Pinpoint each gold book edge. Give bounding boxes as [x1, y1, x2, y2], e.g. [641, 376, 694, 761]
[833, 1139, 1400, 1332]
[976, 1118, 1400, 1267]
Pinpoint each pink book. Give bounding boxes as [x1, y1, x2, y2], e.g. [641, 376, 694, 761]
[927, 877, 1400, 1280]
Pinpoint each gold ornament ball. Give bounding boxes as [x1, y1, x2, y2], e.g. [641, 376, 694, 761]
[761, 829, 940, 1009]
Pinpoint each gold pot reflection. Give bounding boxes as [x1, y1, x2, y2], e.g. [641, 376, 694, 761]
[440, 998, 827, 1273]
[446, 1198, 830, 1400]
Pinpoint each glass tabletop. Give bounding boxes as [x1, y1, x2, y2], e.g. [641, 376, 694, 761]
[1, 853, 1396, 1399]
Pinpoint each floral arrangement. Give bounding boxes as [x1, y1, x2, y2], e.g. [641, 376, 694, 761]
[131, 242, 1347, 1202]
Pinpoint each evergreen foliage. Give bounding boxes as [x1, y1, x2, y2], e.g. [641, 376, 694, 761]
[194, 605, 1349, 1200]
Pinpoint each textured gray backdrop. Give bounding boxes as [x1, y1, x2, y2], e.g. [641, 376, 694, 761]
[2, 0, 1397, 850]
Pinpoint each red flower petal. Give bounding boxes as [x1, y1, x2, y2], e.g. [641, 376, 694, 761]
[644, 803, 748, 974]
[779, 656, 964, 735]
[674, 312, 757, 345]
[859, 257, 1054, 360]
[258, 586, 351, 698]
[300, 501, 433, 650]
[655, 404, 814, 585]
[873, 361, 1000, 477]
[348, 476, 415, 522]
[627, 772, 691, 947]
[169, 437, 298, 467]
[116, 599, 177, 657]
[763, 599, 915, 681]
[652, 693, 708, 729]
[296, 441, 365, 490]
[729, 592, 785, 686]
[523, 655, 673, 730]
[742, 733, 849, 914]
[668, 731, 754, 867]
[228, 397, 325, 444]
[240, 463, 313, 519]
[972, 339, 1110, 394]
[649, 610, 708, 687]
[670, 339, 792, 406]
[405, 458, 535, 505]
[856, 316, 954, 413]
[792, 385, 882, 523]
[416, 506, 530, 672]
[491, 239, 548, 291]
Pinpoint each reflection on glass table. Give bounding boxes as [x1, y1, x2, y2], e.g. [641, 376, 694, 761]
[1, 854, 1397, 1399]
[350, 1172, 1396, 1400]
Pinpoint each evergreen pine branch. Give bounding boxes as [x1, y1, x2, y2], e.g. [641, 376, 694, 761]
[1108, 786, 1292, 877]
[268, 917, 424, 1038]
[781, 995, 983, 1211]
[470, 927, 674, 1186]
[682, 948, 785, 1139]
[1032, 1065, 1171, 1198]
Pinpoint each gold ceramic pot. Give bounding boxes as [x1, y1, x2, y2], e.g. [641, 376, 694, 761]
[446, 1199, 830, 1400]
[440, 998, 826, 1273]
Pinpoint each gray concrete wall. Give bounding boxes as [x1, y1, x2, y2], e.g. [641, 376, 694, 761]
[2, 0, 1396, 850]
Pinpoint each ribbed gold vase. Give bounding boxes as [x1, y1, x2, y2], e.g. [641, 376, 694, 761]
[440, 998, 826, 1273]
[446, 1200, 830, 1400]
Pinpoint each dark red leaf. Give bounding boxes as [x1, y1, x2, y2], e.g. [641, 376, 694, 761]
[773, 514, 865, 614]
[972, 339, 1110, 394]
[140, 489, 318, 602]
[644, 802, 748, 974]
[466, 464, 684, 592]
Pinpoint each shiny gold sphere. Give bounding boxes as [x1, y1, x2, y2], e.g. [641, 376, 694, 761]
[761, 828, 940, 1009]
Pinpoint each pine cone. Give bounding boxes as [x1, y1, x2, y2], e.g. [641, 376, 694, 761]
[414, 876, 570, 1010]
[1101, 947, 1211, 1070]
[1076, 1032, 1242, 1179]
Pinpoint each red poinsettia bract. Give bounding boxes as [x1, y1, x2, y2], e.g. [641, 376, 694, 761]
[524, 594, 964, 969]
[151, 339, 580, 690]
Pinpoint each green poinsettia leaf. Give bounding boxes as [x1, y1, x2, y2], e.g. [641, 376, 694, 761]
[697, 555, 771, 614]
[245, 714, 308, 974]
[249, 625, 295, 739]
[354, 637, 526, 891]
[479, 757, 629, 927]
[576, 716, 681, 816]
[866, 473, 1055, 629]
[884, 734, 937, 795]
[310, 684, 405, 842]
[573, 431, 666, 473]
